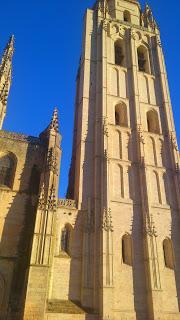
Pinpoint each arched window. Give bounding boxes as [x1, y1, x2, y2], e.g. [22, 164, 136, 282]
[147, 110, 160, 134]
[163, 238, 174, 270]
[29, 165, 41, 195]
[137, 46, 150, 73]
[124, 10, 131, 22]
[0, 153, 16, 188]
[115, 103, 128, 127]
[61, 224, 73, 255]
[114, 40, 124, 66]
[122, 234, 133, 266]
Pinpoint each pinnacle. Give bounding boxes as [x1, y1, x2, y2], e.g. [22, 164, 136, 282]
[4, 35, 15, 57]
[49, 107, 59, 133]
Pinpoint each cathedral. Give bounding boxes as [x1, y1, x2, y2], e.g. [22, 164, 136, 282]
[0, 0, 180, 319]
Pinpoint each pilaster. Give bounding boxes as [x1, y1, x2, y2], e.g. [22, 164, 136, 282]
[23, 109, 61, 320]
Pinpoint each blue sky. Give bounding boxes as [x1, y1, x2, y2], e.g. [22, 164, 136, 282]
[0, 0, 179, 197]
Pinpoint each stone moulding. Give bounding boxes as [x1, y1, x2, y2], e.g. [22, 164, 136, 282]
[58, 198, 77, 209]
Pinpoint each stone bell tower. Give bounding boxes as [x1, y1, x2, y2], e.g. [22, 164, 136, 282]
[67, 0, 180, 319]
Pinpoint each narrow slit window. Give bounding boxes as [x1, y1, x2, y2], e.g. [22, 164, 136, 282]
[122, 234, 133, 266]
[61, 224, 73, 256]
[163, 238, 174, 270]
[115, 41, 124, 66]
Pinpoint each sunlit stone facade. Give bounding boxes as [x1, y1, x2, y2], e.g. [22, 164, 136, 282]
[0, 1, 180, 319]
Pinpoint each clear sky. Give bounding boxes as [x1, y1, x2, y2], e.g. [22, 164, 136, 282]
[0, 0, 180, 197]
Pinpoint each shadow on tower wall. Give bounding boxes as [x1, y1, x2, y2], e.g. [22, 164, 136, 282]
[68, 10, 98, 317]
[0, 134, 46, 320]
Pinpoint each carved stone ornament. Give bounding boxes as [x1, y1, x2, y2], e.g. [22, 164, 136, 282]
[144, 215, 157, 238]
[143, 5, 158, 32]
[98, 0, 109, 19]
[104, 149, 110, 163]
[38, 184, 46, 210]
[49, 108, 59, 133]
[0, 35, 14, 78]
[170, 132, 178, 151]
[103, 208, 113, 232]
[103, 117, 109, 137]
[156, 37, 162, 48]
[58, 199, 77, 209]
[47, 147, 58, 174]
[137, 125, 145, 144]
[47, 185, 57, 211]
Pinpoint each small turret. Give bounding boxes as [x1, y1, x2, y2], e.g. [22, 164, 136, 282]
[0, 35, 14, 129]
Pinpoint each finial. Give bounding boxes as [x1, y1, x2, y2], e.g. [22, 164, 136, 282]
[49, 107, 59, 133]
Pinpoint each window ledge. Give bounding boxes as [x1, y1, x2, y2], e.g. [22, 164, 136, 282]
[151, 204, 170, 210]
[111, 199, 133, 205]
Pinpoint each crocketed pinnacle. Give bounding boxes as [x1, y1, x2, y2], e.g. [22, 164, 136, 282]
[49, 107, 59, 133]
[0, 35, 14, 78]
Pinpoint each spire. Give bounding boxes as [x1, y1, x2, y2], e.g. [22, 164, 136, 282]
[0, 35, 14, 74]
[39, 107, 60, 140]
[0, 35, 15, 129]
[49, 107, 59, 133]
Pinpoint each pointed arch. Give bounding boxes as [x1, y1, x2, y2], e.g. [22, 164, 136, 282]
[137, 45, 151, 73]
[151, 171, 162, 204]
[122, 234, 133, 266]
[147, 110, 160, 134]
[0, 152, 17, 188]
[60, 223, 73, 256]
[146, 136, 157, 165]
[163, 238, 174, 270]
[114, 39, 125, 67]
[115, 102, 128, 127]
[110, 67, 119, 96]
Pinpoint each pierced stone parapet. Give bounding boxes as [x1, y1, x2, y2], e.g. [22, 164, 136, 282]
[58, 198, 77, 209]
[0, 130, 43, 145]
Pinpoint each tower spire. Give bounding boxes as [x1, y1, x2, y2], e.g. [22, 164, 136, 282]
[49, 107, 59, 133]
[0, 35, 14, 129]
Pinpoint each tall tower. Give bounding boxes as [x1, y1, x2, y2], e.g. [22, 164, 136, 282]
[68, 0, 180, 319]
[0, 36, 14, 129]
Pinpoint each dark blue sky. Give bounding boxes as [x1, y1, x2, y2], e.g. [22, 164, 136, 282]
[0, 0, 179, 197]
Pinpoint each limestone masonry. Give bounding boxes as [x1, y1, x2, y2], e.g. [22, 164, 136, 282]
[0, 0, 180, 319]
